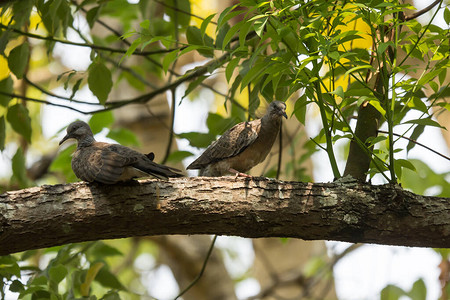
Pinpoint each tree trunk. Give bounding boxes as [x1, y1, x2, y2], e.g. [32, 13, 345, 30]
[1, 177, 448, 255]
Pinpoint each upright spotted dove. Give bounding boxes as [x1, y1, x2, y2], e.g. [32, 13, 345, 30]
[187, 101, 288, 177]
[59, 120, 182, 184]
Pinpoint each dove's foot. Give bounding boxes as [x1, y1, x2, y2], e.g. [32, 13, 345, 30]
[229, 168, 253, 179]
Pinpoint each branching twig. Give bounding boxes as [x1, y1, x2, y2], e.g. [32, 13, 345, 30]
[405, 0, 442, 21]
[377, 129, 450, 162]
[247, 244, 362, 300]
[0, 24, 181, 56]
[174, 235, 218, 300]
[23, 76, 99, 106]
[0, 91, 89, 114]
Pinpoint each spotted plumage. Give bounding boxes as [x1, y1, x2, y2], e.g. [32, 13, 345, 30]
[59, 121, 182, 184]
[187, 101, 288, 176]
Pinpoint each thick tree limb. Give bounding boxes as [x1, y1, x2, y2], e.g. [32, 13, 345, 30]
[0, 177, 448, 255]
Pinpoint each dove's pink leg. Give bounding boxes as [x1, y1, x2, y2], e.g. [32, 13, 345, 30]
[229, 168, 252, 178]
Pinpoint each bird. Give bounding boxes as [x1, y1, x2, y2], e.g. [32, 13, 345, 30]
[59, 120, 183, 184]
[187, 101, 288, 177]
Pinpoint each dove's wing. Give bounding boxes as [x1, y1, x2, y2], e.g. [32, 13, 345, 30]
[187, 119, 261, 170]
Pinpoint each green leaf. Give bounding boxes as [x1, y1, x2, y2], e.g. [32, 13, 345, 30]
[86, 6, 101, 28]
[107, 128, 140, 146]
[0, 256, 20, 278]
[216, 4, 241, 32]
[50, 144, 79, 183]
[7, 103, 32, 143]
[444, 7, 450, 25]
[418, 68, 443, 86]
[162, 49, 179, 74]
[11, 147, 28, 188]
[88, 61, 113, 105]
[101, 291, 121, 300]
[403, 118, 444, 129]
[178, 132, 216, 148]
[409, 96, 428, 113]
[240, 61, 268, 91]
[380, 284, 405, 300]
[253, 16, 268, 37]
[206, 113, 237, 135]
[0, 115, 5, 151]
[239, 21, 253, 46]
[215, 22, 230, 49]
[377, 41, 394, 56]
[89, 242, 123, 259]
[166, 150, 194, 163]
[120, 37, 141, 64]
[186, 26, 214, 57]
[368, 100, 386, 117]
[200, 13, 216, 37]
[400, 159, 450, 197]
[89, 111, 114, 134]
[330, 86, 344, 99]
[0, 29, 11, 55]
[366, 135, 387, 146]
[9, 280, 24, 293]
[222, 20, 243, 50]
[183, 75, 207, 99]
[71, 78, 83, 99]
[344, 64, 375, 77]
[30, 275, 48, 286]
[106, 128, 140, 146]
[7, 42, 29, 79]
[406, 124, 425, 153]
[49, 264, 68, 284]
[226, 57, 240, 83]
[408, 278, 426, 300]
[12, 0, 33, 28]
[396, 159, 416, 171]
[0, 76, 13, 107]
[165, 0, 191, 29]
[294, 95, 307, 125]
[95, 268, 126, 291]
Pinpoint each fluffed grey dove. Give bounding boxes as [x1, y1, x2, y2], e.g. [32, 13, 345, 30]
[59, 120, 182, 184]
[187, 101, 288, 177]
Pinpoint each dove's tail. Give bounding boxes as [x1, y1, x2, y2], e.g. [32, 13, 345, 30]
[135, 161, 184, 179]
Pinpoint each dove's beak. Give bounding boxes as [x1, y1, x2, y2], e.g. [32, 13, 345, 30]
[282, 111, 288, 119]
[59, 134, 71, 145]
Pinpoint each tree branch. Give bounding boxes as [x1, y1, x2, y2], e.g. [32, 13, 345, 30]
[0, 24, 181, 56]
[0, 177, 448, 255]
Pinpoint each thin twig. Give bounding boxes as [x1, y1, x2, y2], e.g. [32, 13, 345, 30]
[276, 124, 282, 179]
[23, 76, 99, 105]
[0, 24, 181, 56]
[174, 235, 218, 300]
[73, 0, 246, 112]
[247, 244, 362, 300]
[377, 130, 450, 162]
[405, 0, 442, 21]
[0, 91, 89, 114]
[161, 1, 180, 165]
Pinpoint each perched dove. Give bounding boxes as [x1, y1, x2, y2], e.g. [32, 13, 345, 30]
[187, 101, 288, 177]
[59, 121, 183, 184]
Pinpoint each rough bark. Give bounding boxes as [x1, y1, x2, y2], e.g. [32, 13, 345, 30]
[0, 177, 448, 255]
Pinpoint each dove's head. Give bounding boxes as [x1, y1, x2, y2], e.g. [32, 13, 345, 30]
[59, 120, 95, 146]
[267, 101, 288, 120]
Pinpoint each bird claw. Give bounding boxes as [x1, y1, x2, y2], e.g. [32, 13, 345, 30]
[229, 168, 252, 179]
